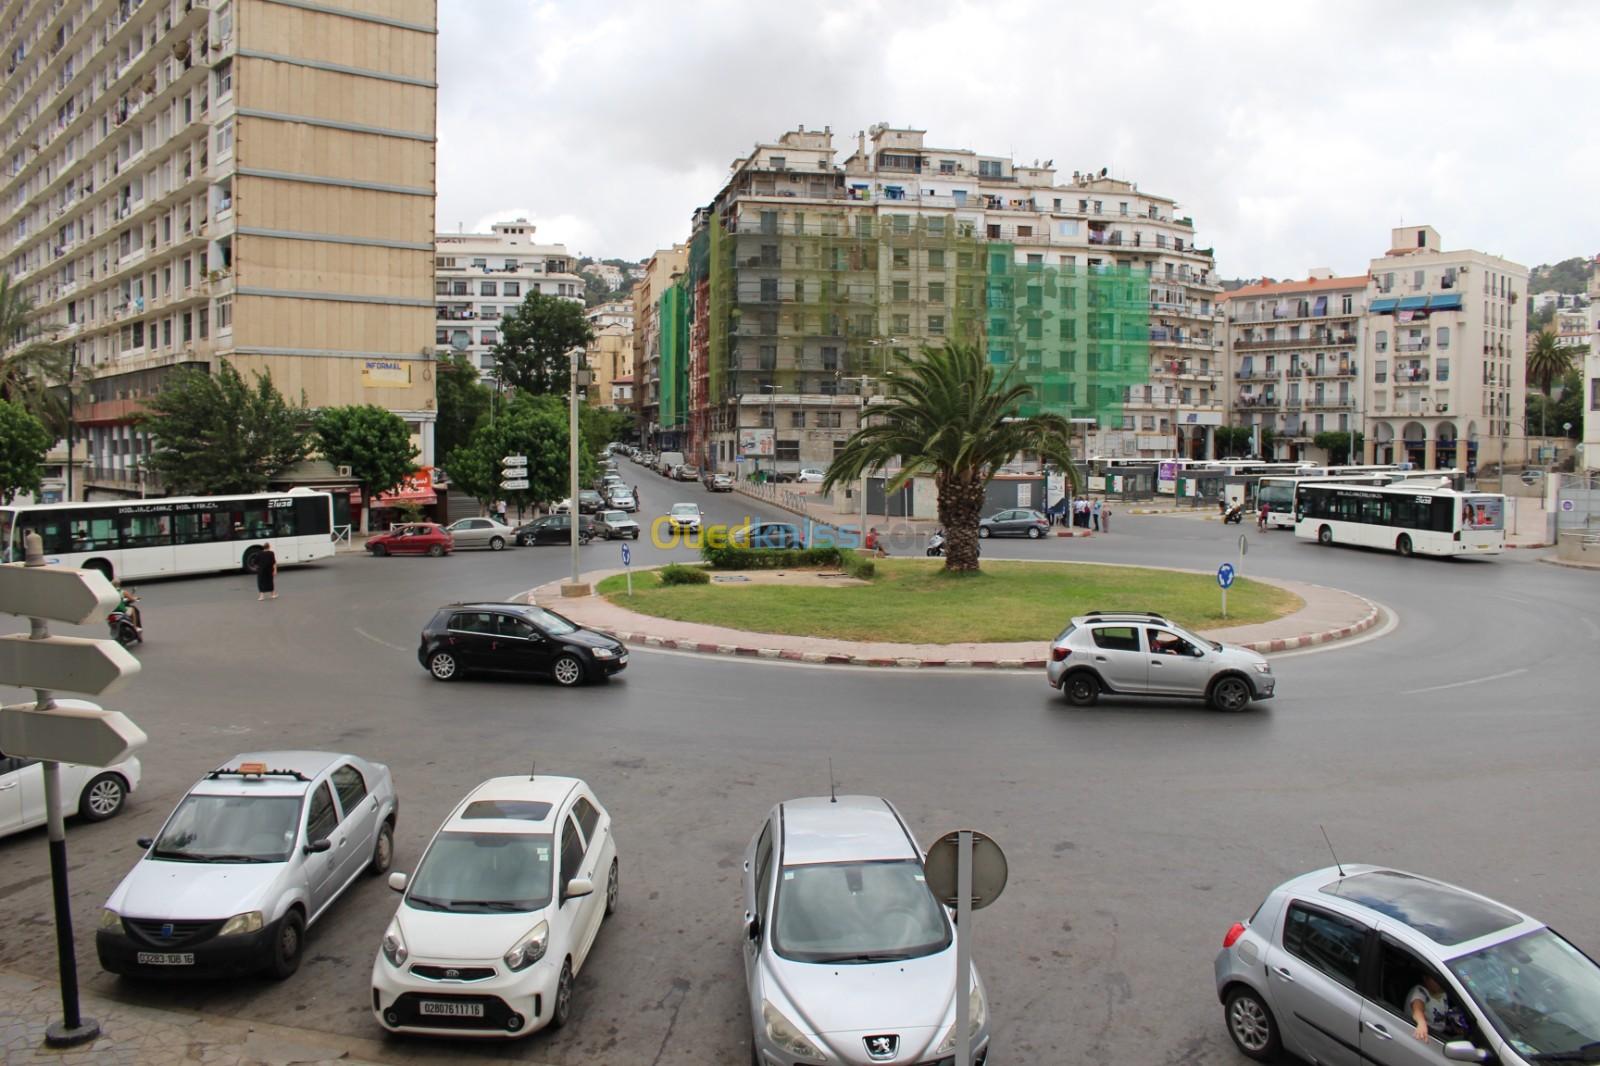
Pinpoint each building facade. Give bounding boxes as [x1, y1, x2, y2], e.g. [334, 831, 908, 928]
[1585, 273, 1600, 471]
[434, 218, 582, 382]
[631, 243, 686, 446]
[3, 0, 441, 496]
[1221, 271, 1369, 463]
[584, 321, 632, 411]
[1361, 226, 1527, 471]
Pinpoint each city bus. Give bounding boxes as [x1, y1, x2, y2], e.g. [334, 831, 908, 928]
[1293, 482, 1505, 556]
[1257, 474, 1395, 529]
[0, 489, 336, 582]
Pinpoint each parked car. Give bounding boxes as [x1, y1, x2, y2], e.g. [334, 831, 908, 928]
[552, 491, 605, 515]
[594, 510, 640, 540]
[367, 523, 453, 557]
[795, 468, 825, 484]
[704, 472, 734, 492]
[418, 603, 627, 686]
[606, 489, 638, 513]
[97, 751, 397, 980]
[1214, 864, 1600, 1066]
[766, 469, 797, 484]
[673, 464, 700, 482]
[731, 521, 805, 549]
[977, 508, 1051, 539]
[742, 795, 989, 1065]
[1046, 611, 1274, 710]
[1, 743, 139, 838]
[666, 503, 703, 533]
[513, 515, 593, 547]
[444, 517, 515, 551]
[372, 774, 618, 1037]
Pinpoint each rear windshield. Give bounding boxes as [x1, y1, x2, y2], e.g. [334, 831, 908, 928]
[1055, 623, 1077, 642]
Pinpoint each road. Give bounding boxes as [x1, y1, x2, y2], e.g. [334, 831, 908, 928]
[2, 465, 1597, 1065]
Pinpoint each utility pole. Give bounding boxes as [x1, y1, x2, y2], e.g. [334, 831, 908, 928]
[568, 350, 583, 590]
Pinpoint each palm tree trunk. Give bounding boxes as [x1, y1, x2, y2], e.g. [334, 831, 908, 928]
[936, 474, 987, 573]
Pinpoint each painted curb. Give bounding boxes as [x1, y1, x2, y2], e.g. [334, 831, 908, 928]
[1235, 591, 1382, 654]
[1537, 556, 1600, 571]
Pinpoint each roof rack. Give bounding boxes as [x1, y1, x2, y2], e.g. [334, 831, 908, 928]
[1084, 610, 1170, 624]
[207, 764, 310, 782]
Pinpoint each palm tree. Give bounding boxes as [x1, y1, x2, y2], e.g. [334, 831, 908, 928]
[0, 274, 72, 435]
[1525, 328, 1575, 439]
[823, 342, 1080, 573]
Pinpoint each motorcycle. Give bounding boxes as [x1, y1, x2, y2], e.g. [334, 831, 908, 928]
[925, 529, 978, 558]
[1223, 503, 1245, 525]
[108, 590, 142, 646]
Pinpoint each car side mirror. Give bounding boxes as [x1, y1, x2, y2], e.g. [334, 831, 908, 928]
[304, 837, 332, 854]
[388, 872, 408, 893]
[746, 916, 761, 941]
[1192, 646, 1206, 658]
[136, 837, 153, 849]
[1442, 1042, 1488, 1064]
[565, 877, 594, 900]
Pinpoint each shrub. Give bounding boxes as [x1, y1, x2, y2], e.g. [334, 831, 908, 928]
[657, 563, 710, 586]
[700, 544, 843, 570]
[841, 550, 876, 581]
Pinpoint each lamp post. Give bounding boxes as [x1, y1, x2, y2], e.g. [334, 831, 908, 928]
[760, 383, 782, 479]
[64, 349, 78, 501]
[563, 349, 590, 594]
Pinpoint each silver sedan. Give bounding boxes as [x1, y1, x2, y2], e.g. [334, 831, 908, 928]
[444, 516, 515, 551]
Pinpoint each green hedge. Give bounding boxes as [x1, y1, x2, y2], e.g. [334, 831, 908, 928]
[657, 563, 711, 585]
[700, 544, 843, 570]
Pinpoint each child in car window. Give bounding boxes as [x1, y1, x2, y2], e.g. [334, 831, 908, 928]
[1408, 973, 1451, 1041]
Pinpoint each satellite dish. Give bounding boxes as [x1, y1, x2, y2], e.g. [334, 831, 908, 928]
[1099, 167, 1108, 177]
[450, 333, 469, 352]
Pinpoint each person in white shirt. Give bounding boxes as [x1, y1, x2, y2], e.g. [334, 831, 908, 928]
[1407, 973, 1451, 1041]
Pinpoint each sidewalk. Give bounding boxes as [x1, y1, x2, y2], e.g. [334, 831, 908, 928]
[525, 562, 1383, 668]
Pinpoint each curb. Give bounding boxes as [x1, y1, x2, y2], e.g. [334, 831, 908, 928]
[1506, 542, 1552, 550]
[1538, 556, 1600, 571]
[603, 629, 1054, 670]
[1055, 529, 1093, 538]
[1234, 590, 1382, 654]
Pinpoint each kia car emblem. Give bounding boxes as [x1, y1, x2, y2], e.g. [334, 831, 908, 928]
[864, 1033, 899, 1060]
[444, 968, 459, 979]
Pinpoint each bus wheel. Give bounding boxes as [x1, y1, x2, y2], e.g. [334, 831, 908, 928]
[84, 559, 114, 583]
[1317, 525, 1333, 546]
[241, 547, 263, 574]
[1396, 534, 1413, 557]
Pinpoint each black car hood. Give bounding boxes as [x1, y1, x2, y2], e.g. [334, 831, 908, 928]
[558, 628, 623, 651]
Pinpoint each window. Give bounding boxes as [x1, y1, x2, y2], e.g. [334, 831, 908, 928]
[892, 248, 910, 268]
[1436, 358, 1449, 382]
[480, 281, 497, 296]
[928, 249, 945, 270]
[305, 783, 338, 843]
[758, 345, 777, 371]
[559, 815, 586, 896]
[503, 282, 520, 298]
[754, 821, 775, 923]
[978, 159, 1002, 178]
[1413, 269, 1425, 289]
[331, 764, 368, 812]
[820, 346, 838, 371]
[790, 410, 806, 428]
[215, 295, 232, 331]
[816, 411, 841, 428]
[1375, 359, 1387, 382]
[1090, 626, 1140, 652]
[1147, 628, 1197, 657]
[928, 315, 945, 335]
[775, 440, 800, 463]
[1375, 938, 1470, 1043]
[572, 797, 601, 841]
[216, 1, 233, 40]
[480, 329, 497, 345]
[449, 611, 496, 633]
[1436, 326, 1449, 349]
[215, 58, 232, 97]
[760, 278, 778, 303]
[892, 280, 909, 302]
[1283, 903, 1365, 990]
[215, 118, 233, 156]
[928, 282, 945, 303]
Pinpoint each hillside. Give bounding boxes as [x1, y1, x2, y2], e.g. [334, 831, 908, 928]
[1529, 256, 1596, 295]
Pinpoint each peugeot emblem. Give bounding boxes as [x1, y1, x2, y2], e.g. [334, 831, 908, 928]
[160, 922, 174, 938]
[863, 1033, 899, 1060]
[444, 968, 459, 979]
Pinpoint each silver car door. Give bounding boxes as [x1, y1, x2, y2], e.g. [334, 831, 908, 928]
[1266, 901, 1369, 1066]
[1088, 625, 1149, 693]
[329, 763, 378, 888]
[301, 782, 343, 919]
[1145, 628, 1213, 696]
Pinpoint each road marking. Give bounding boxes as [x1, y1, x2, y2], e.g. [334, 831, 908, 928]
[1401, 668, 1527, 695]
[354, 626, 409, 652]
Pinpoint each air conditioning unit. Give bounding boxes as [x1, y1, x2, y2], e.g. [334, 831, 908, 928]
[336, 465, 352, 478]
[1436, 403, 1448, 413]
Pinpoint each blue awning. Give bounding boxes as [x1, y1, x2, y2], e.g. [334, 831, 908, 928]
[1397, 296, 1428, 310]
[1368, 298, 1398, 313]
[1427, 293, 1462, 311]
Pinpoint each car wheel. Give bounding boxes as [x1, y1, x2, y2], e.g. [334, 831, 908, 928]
[516, 533, 530, 546]
[631, 530, 641, 539]
[1396, 533, 1413, 556]
[1063, 672, 1099, 706]
[268, 910, 305, 980]
[489, 536, 506, 552]
[371, 543, 388, 556]
[427, 544, 444, 557]
[1317, 524, 1333, 546]
[1210, 675, 1253, 712]
[926, 548, 940, 557]
[1224, 986, 1281, 1062]
[368, 821, 394, 875]
[78, 773, 127, 822]
[1028, 526, 1042, 539]
[549, 959, 574, 1028]
[605, 858, 619, 916]
[978, 526, 992, 539]
[241, 546, 262, 574]
[428, 651, 459, 681]
[552, 655, 585, 687]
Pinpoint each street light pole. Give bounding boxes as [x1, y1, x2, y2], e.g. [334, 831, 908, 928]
[568, 350, 582, 589]
[65, 351, 77, 501]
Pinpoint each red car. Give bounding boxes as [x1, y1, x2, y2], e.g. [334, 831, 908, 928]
[366, 522, 453, 557]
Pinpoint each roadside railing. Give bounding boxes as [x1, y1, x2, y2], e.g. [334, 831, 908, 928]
[332, 524, 352, 547]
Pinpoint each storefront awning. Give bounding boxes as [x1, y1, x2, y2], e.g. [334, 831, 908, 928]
[1397, 296, 1428, 310]
[1368, 298, 1398, 313]
[1426, 293, 1462, 311]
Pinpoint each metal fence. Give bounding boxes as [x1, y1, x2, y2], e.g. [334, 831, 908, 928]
[1555, 473, 1600, 530]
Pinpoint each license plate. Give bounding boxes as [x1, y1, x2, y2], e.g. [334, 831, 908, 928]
[136, 952, 194, 966]
[419, 1001, 483, 1018]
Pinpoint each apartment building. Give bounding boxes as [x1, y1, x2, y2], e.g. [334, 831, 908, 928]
[631, 242, 685, 444]
[1585, 273, 1600, 471]
[434, 218, 582, 382]
[3, 0, 440, 495]
[1554, 307, 1591, 350]
[659, 125, 1223, 473]
[1221, 271, 1368, 462]
[1362, 226, 1527, 471]
[585, 321, 631, 411]
[586, 298, 631, 330]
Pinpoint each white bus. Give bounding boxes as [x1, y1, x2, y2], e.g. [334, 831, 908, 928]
[1294, 482, 1505, 556]
[0, 489, 336, 582]
[1257, 474, 1395, 529]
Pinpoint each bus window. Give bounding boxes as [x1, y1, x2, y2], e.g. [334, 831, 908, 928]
[293, 497, 330, 536]
[230, 505, 270, 539]
[174, 508, 227, 544]
[119, 512, 172, 548]
[71, 517, 117, 552]
[272, 506, 297, 538]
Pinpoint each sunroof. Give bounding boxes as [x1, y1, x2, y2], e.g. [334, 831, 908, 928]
[1322, 871, 1521, 946]
[461, 800, 552, 821]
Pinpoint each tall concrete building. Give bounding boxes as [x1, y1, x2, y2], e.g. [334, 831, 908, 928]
[1584, 271, 1600, 471]
[3, 0, 441, 496]
[631, 242, 686, 444]
[1221, 271, 1369, 463]
[653, 125, 1223, 474]
[434, 218, 582, 382]
[1362, 226, 1527, 471]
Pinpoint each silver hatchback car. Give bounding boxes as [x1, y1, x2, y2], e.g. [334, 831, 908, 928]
[742, 795, 989, 1065]
[1046, 611, 1274, 711]
[1215, 865, 1600, 1065]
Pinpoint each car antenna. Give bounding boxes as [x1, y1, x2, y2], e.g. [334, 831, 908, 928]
[529, 760, 536, 782]
[828, 758, 837, 803]
[1319, 824, 1345, 878]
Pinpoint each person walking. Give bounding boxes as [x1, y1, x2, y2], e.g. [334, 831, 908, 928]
[1258, 499, 1270, 531]
[256, 542, 278, 601]
[1101, 502, 1111, 534]
[1092, 497, 1103, 532]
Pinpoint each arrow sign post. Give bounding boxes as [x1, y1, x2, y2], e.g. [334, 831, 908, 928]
[0, 539, 148, 1047]
[500, 478, 530, 492]
[1217, 561, 1236, 619]
[620, 542, 632, 596]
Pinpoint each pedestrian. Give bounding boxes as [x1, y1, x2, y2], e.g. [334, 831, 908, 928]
[1258, 500, 1269, 531]
[496, 499, 507, 523]
[1092, 497, 1102, 532]
[1101, 503, 1111, 534]
[256, 542, 278, 601]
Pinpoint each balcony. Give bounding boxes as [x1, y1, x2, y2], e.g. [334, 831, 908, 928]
[1393, 367, 1431, 384]
[1235, 394, 1280, 409]
[1395, 339, 1430, 353]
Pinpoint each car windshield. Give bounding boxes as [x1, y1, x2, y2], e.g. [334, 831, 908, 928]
[671, 504, 698, 516]
[772, 860, 952, 964]
[519, 606, 577, 636]
[601, 511, 626, 523]
[1450, 928, 1600, 1061]
[150, 794, 302, 863]
[407, 831, 554, 913]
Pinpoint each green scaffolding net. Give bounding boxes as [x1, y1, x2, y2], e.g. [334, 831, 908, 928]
[658, 283, 689, 429]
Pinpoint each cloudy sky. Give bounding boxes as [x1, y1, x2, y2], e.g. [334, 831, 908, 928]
[437, 0, 1598, 280]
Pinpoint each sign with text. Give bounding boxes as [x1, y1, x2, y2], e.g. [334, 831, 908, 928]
[738, 428, 775, 457]
[361, 358, 412, 387]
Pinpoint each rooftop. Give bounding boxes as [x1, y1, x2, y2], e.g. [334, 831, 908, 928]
[1223, 275, 1370, 302]
[780, 795, 919, 866]
[445, 776, 581, 833]
[1321, 869, 1524, 946]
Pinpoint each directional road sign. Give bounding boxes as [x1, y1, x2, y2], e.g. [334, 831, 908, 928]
[620, 543, 631, 567]
[502, 455, 527, 466]
[501, 465, 528, 478]
[500, 478, 530, 491]
[0, 699, 147, 767]
[0, 564, 119, 625]
[0, 635, 140, 695]
[1217, 562, 1235, 589]
[924, 829, 1008, 910]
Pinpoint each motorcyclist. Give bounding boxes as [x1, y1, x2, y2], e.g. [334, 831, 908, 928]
[114, 584, 142, 630]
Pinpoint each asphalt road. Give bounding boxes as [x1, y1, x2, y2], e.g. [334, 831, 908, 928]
[2, 466, 1597, 1065]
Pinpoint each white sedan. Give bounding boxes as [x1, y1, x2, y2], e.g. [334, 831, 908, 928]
[795, 468, 826, 484]
[444, 517, 516, 551]
[666, 503, 703, 532]
[0, 750, 140, 837]
[373, 774, 618, 1037]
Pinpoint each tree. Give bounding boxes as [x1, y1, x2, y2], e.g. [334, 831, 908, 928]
[1527, 362, 1585, 440]
[447, 394, 578, 514]
[579, 406, 632, 463]
[0, 399, 52, 503]
[1312, 430, 1363, 464]
[140, 360, 313, 494]
[823, 342, 1080, 573]
[1214, 426, 1252, 458]
[314, 405, 419, 532]
[0, 274, 73, 436]
[492, 292, 593, 395]
[1526, 329, 1578, 440]
[1258, 426, 1277, 459]
[434, 353, 492, 467]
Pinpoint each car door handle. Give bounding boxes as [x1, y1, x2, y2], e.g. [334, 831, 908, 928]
[1094, 655, 1108, 662]
[1272, 966, 1294, 982]
[1150, 660, 1163, 666]
[0, 782, 15, 791]
[1364, 1021, 1393, 1040]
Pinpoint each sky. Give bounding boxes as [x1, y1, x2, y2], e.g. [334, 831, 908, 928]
[436, 0, 1600, 281]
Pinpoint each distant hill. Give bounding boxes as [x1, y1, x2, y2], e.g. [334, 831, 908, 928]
[1529, 256, 1596, 295]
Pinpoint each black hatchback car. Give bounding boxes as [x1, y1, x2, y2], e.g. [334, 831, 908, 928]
[514, 514, 595, 546]
[418, 603, 627, 686]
